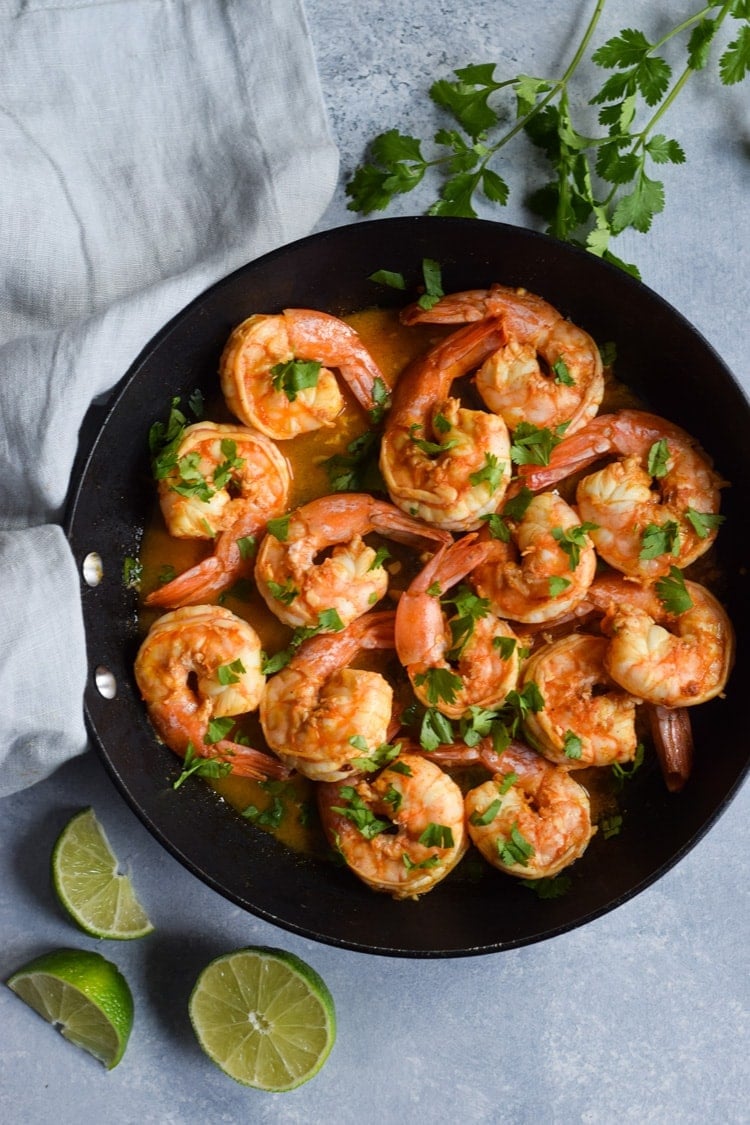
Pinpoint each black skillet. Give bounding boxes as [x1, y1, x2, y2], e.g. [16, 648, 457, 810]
[65, 217, 750, 957]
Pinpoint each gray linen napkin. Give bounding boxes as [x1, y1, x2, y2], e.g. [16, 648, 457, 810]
[0, 0, 338, 795]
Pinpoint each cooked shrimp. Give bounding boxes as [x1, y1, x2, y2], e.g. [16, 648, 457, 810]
[465, 742, 594, 879]
[379, 317, 512, 531]
[317, 750, 467, 898]
[520, 633, 639, 768]
[401, 283, 604, 435]
[147, 421, 291, 608]
[520, 409, 724, 580]
[134, 605, 288, 780]
[254, 492, 450, 629]
[470, 490, 597, 624]
[259, 610, 397, 782]
[219, 309, 386, 440]
[395, 534, 521, 719]
[584, 573, 735, 708]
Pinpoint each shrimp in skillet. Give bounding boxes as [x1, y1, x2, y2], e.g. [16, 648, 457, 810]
[470, 490, 597, 624]
[520, 633, 639, 769]
[317, 750, 467, 899]
[147, 421, 291, 608]
[584, 573, 734, 708]
[220, 309, 386, 440]
[134, 605, 288, 780]
[465, 741, 594, 879]
[379, 317, 512, 531]
[395, 534, 521, 719]
[254, 492, 450, 630]
[520, 409, 724, 581]
[400, 283, 604, 435]
[259, 610, 397, 782]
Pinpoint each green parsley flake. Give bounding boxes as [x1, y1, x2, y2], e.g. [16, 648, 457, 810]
[469, 452, 505, 492]
[510, 421, 569, 466]
[498, 823, 535, 867]
[655, 566, 693, 615]
[685, 507, 725, 539]
[270, 358, 321, 402]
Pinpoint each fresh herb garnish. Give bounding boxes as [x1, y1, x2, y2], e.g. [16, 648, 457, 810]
[414, 666, 464, 707]
[498, 823, 535, 867]
[321, 430, 382, 492]
[270, 358, 321, 402]
[418, 822, 455, 849]
[261, 608, 346, 674]
[331, 787, 391, 839]
[552, 522, 598, 569]
[523, 874, 572, 899]
[266, 514, 291, 541]
[510, 421, 569, 466]
[647, 438, 671, 478]
[640, 520, 680, 560]
[563, 730, 583, 760]
[346, 4, 750, 276]
[173, 743, 233, 790]
[122, 556, 143, 589]
[685, 507, 725, 539]
[468, 452, 505, 492]
[217, 659, 246, 686]
[655, 565, 693, 614]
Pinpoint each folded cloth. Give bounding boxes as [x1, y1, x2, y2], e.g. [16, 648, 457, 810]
[0, 0, 338, 796]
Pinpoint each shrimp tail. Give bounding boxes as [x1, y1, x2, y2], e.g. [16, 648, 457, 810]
[145, 555, 228, 609]
[284, 307, 385, 413]
[146, 515, 262, 609]
[347, 608, 397, 650]
[394, 534, 490, 667]
[213, 739, 293, 781]
[368, 499, 453, 548]
[399, 288, 494, 325]
[648, 705, 694, 793]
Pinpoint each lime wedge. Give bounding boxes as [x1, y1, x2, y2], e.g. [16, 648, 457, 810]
[52, 807, 154, 940]
[189, 947, 336, 1091]
[7, 948, 134, 1069]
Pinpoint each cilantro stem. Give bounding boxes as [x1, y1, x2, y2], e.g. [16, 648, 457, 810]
[478, 0, 607, 159]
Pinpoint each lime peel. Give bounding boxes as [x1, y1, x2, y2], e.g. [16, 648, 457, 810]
[7, 948, 134, 1069]
[189, 946, 336, 1091]
[52, 807, 154, 940]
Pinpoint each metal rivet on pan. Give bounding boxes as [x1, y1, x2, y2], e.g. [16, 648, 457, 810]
[82, 551, 104, 587]
[94, 666, 117, 699]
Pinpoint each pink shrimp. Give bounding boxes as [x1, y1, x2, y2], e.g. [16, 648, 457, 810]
[519, 409, 724, 580]
[259, 610, 398, 782]
[220, 308, 386, 439]
[133, 605, 289, 781]
[379, 317, 512, 530]
[146, 421, 291, 608]
[254, 492, 450, 629]
[395, 533, 522, 719]
[464, 741, 595, 879]
[400, 283, 604, 435]
[584, 573, 735, 708]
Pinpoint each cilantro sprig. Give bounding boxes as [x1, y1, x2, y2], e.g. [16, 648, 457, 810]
[346, 2, 750, 276]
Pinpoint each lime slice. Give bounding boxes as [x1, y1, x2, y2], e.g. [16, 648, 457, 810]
[189, 947, 336, 1091]
[6, 948, 134, 1069]
[52, 807, 154, 940]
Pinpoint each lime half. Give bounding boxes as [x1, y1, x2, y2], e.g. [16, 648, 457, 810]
[52, 807, 154, 940]
[7, 948, 134, 1069]
[189, 947, 336, 1091]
